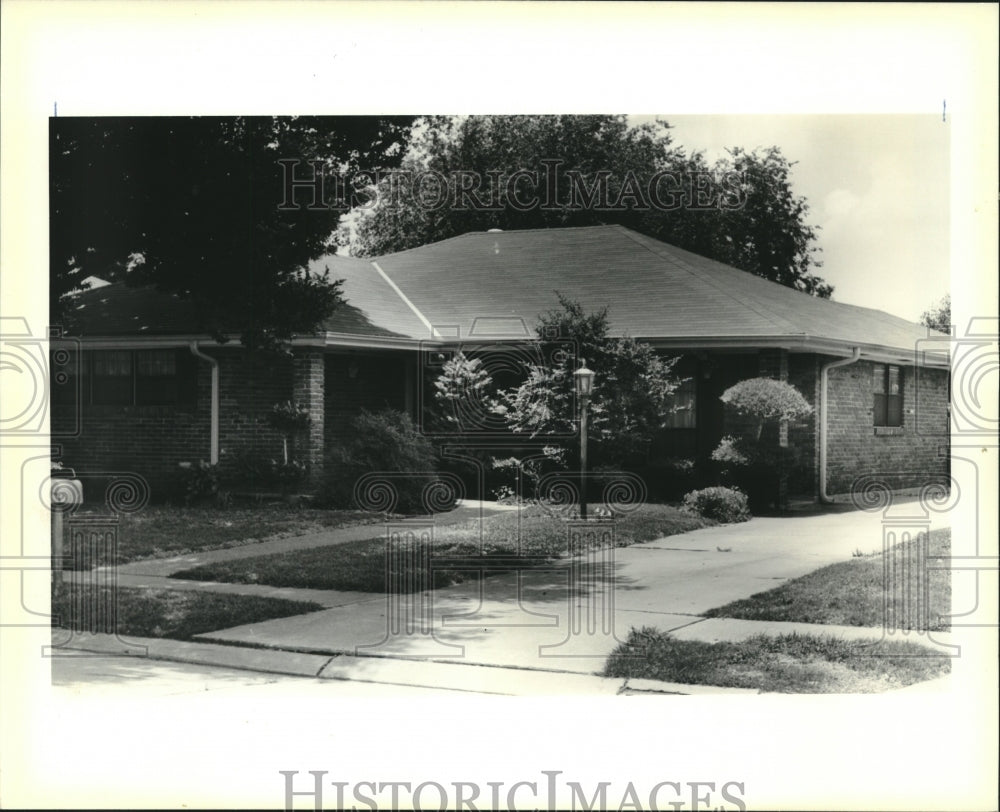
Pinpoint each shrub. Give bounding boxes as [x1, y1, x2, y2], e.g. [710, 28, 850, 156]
[711, 436, 749, 468]
[489, 446, 566, 502]
[226, 451, 308, 493]
[177, 460, 219, 505]
[321, 409, 443, 514]
[682, 486, 750, 523]
[720, 377, 813, 430]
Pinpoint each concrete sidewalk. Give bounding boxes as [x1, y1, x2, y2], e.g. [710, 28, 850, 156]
[192, 503, 950, 674]
[59, 498, 954, 694]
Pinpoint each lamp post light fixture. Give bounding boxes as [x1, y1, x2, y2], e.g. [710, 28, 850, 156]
[574, 360, 595, 520]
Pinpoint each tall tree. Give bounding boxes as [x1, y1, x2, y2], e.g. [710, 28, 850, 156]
[50, 116, 414, 349]
[345, 115, 832, 297]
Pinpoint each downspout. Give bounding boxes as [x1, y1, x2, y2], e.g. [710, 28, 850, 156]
[819, 347, 861, 503]
[189, 341, 219, 465]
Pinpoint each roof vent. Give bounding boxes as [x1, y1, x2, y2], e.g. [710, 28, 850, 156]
[487, 228, 503, 233]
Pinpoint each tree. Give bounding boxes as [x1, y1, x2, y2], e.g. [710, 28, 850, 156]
[711, 377, 813, 511]
[50, 116, 415, 349]
[345, 115, 681, 255]
[703, 147, 829, 297]
[345, 115, 832, 297]
[920, 294, 951, 332]
[492, 296, 680, 467]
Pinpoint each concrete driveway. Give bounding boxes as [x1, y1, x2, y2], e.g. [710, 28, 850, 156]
[197, 502, 950, 674]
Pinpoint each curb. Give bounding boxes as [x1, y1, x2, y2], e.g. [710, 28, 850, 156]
[49, 633, 757, 696]
[50, 633, 332, 678]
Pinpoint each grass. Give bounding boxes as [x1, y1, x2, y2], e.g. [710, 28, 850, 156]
[60, 504, 389, 568]
[605, 627, 952, 693]
[51, 585, 323, 641]
[171, 503, 715, 593]
[703, 528, 951, 631]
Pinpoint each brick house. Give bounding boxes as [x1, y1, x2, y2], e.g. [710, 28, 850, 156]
[51, 225, 950, 502]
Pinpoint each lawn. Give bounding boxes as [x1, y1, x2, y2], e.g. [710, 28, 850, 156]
[703, 528, 951, 631]
[51, 585, 323, 641]
[61, 504, 389, 568]
[171, 503, 716, 593]
[605, 627, 952, 693]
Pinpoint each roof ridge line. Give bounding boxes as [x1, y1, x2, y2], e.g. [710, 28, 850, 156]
[371, 224, 619, 260]
[614, 227, 807, 336]
[370, 260, 441, 339]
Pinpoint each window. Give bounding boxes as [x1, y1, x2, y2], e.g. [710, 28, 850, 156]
[664, 376, 697, 429]
[92, 350, 133, 405]
[86, 349, 197, 407]
[873, 364, 903, 427]
[136, 350, 178, 404]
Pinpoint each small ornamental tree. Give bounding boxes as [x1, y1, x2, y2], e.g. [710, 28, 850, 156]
[267, 400, 311, 465]
[492, 296, 680, 467]
[712, 377, 813, 510]
[719, 377, 812, 441]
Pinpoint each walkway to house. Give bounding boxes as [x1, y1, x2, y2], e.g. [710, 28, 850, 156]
[56, 497, 959, 694]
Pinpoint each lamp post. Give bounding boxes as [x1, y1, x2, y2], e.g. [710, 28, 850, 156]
[574, 360, 595, 520]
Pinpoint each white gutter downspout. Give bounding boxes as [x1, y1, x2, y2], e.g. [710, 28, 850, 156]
[819, 347, 861, 503]
[189, 342, 219, 465]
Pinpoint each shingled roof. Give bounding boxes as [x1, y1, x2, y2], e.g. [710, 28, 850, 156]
[64, 224, 947, 365]
[65, 252, 425, 342]
[374, 225, 945, 362]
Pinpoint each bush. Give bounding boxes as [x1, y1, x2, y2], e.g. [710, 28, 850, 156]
[720, 378, 813, 426]
[177, 460, 219, 505]
[227, 451, 307, 492]
[490, 446, 566, 502]
[321, 409, 443, 514]
[711, 436, 749, 468]
[682, 486, 750, 523]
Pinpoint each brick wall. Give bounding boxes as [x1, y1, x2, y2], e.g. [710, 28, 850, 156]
[55, 346, 294, 499]
[292, 349, 325, 485]
[216, 348, 294, 469]
[824, 360, 950, 494]
[56, 347, 416, 500]
[697, 351, 949, 500]
[56, 344, 949, 502]
[54, 395, 210, 499]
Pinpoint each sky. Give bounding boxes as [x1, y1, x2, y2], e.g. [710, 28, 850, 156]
[632, 115, 951, 322]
